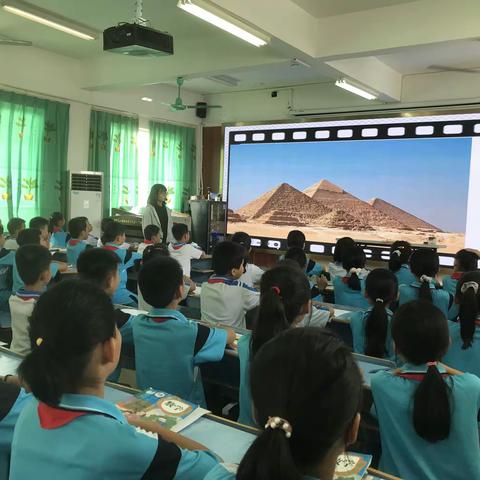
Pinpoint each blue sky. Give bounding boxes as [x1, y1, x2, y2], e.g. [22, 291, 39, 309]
[228, 137, 473, 232]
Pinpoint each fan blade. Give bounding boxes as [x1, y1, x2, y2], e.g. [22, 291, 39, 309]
[186, 105, 223, 109]
[0, 40, 32, 46]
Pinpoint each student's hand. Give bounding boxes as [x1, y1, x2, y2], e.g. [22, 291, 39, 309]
[2, 374, 21, 386]
[225, 328, 237, 348]
[54, 261, 68, 272]
[316, 274, 329, 292]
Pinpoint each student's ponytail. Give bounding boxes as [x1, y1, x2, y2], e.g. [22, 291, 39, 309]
[348, 269, 361, 291]
[388, 241, 412, 273]
[410, 249, 439, 303]
[343, 246, 366, 292]
[419, 275, 433, 302]
[456, 272, 480, 350]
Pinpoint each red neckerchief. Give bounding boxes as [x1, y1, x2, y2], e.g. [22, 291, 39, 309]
[396, 372, 450, 381]
[53, 227, 62, 233]
[38, 403, 91, 429]
[143, 240, 154, 245]
[68, 239, 81, 246]
[451, 272, 462, 280]
[172, 242, 186, 251]
[342, 276, 349, 284]
[150, 317, 173, 324]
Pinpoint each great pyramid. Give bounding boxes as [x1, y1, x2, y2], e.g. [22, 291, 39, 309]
[368, 198, 442, 232]
[303, 180, 410, 230]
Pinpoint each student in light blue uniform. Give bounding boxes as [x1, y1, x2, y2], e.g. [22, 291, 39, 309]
[206, 328, 363, 480]
[328, 236, 355, 279]
[134, 256, 235, 406]
[371, 300, 480, 480]
[0, 225, 15, 317]
[238, 263, 311, 426]
[398, 249, 452, 317]
[48, 212, 67, 248]
[443, 271, 480, 377]
[349, 269, 398, 361]
[101, 221, 141, 306]
[66, 217, 91, 265]
[332, 245, 369, 308]
[286, 230, 324, 276]
[9, 280, 219, 480]
[0, 377, 31, 480]
[388, 240, 416, 286]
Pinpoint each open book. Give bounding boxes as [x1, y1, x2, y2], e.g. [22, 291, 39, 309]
[334, 452, 372, 479]
[116, 388, 209, 433]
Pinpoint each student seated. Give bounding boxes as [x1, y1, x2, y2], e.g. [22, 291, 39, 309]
[48, 212, 67, 248]
[135, 257, 235, 405]
[332, 246, 369, 309]
[168, 223, 206, 278]
[286, 229, 323, 276]
[388, 240, 416, 286]
[442, 249, 478, 295]
[0, 375, 31, 479]
[349, 269, 398, 360]
[443, 271, 480, 377]
[231, 231, 264, 288]
[328, 236, 355, 279]
[371, 300, 480, 479]
[66, 217, 91, 265]
[101, 221, 141, 306]
[0, 225, 15, 315]
[4, 218, 25, 251]
[97, 217, 130, 249]
[9, 245, 51, 355]
[238, 263, 311, 426]
[205, 327, 363, 480]
[10, 280, 218, 479]
[137, 224, 162, 255]
[78, 216, 98, 247]
[201, 241, 259, 329]
[29, 217, 50, 248]
[398, 249, 451, 317]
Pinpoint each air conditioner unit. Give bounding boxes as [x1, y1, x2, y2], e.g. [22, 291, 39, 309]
[68, 171, 103, 238]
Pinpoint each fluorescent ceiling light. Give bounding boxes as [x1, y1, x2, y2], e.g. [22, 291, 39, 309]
[1, 0, 97, 40]
[335, 79, 377, 100]
[177, 0, 268, 47]
[141, 97, 153, 102]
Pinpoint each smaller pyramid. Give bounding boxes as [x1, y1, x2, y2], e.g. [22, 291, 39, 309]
[317, 210, 372, 230]
[227, 209, 244, 223]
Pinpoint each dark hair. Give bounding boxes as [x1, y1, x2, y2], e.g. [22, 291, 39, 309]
[7, 217, 25, 235]
[285, 247, 307, 270]
[364, 269, 398, 358]
[211, 241, 246, 276]
[392, 300, 451, 443]
[139, 257, 183, 308]
[237, 328, 362, 480]
[342, 246, 366, 291]
[77, 248, 120, 290]
[287, 230, 305, 249]
[29, 216, 48, 230]
[172, 223, 188, 242]
[231, 231, 252, 250]
[0, 224, 3, 236]
[410, 249, 439, 302]
[454, 249, 479, 272]
[142, 244, 170, 264]
[333, 237, 355, 263]
[17, 228, 41, 247]
[388, 241, 412, 273]
[251, 265, 310, 357]
[144, 224, 160, 241]
[456, 271, 480, 349]
[147, 184, 167, 206]
[15, 245, 52, 285]
[101, 221, 125, 245]
[48, 212, 64, 233]
[67, 217, 88, 239]
[18, 280, 116, 405]
[101, 217, 114, 233]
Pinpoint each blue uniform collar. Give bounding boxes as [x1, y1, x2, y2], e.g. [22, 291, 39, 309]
[399, 362, 447, 374]
[58, 393, 126, 423]
[147, 307, 187, 322]
[411, 280, 436, 289]
[401, 264, 410, 270]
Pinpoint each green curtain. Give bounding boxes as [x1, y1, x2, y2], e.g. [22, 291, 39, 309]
[88, 110, 138, 216]
[0, 90, 69, 226]
[149, 121, 196, 212]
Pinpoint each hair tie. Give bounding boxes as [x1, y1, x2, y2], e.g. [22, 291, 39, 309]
[375, 298, 384, 304]
[393, 249, 402, 257]
[461, 281, 479, 295]
[420, 275, 432, 284]
[36, 337, 43, 347]
[265, 416, 292, 439]
[427, 361, 437, 367]
[349, 268, 362, 276]
[271, 286, 281, 296]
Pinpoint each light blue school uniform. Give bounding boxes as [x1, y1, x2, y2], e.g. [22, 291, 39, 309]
[9, 393, 218, 480]
[393, 264, 416, 286]
[0, 385, 31, 480]
[103, 243, 141, 306]
[50, 230, 67, 248]
[133, 308, 228, 406]
[237, 333, 255, 426]
[66, 239, 89, 266]
[398, 281, 451, 317]
[204, 464, 317, 480]
[371, 364, 480, 480]
[332, 275, 369, 309]
[0, 249, 15, 312]
[442, 274, 461, 320]
[349, 307, 395, 361]
[443, 321, 480, 378]
[12, 258, 59, 294]
[306, 258, 323, 277]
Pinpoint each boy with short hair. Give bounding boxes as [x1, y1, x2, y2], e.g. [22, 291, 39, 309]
[9, 245, 51, 355]
[29, 217, 50, 248]
[135, 256, 235, 405]
[4, 218, 25, 251]
[200, 241, 260, 329]
[286, 229, 324, 277]
[168, 223, 206, 278]
[138, 225, 162, 255]
[66, 217, 91, 265]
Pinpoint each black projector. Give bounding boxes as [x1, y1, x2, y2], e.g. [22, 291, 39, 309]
[103, 24, 174, 57]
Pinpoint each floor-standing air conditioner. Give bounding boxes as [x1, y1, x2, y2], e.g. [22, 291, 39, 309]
[69, 171, 103, 238]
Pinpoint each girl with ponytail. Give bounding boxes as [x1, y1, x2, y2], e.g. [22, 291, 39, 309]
[388, 241, 416, 286]
[206, 328, 363, 480]
[399, 249, 451, 317]
[10, 280, 218, 480]
[332, 246, 370, 309]
[48, 212, 67, 248]
[349, 269, 398, 360]
[237, 264, 311, 426]
[371, 300, 480, 480]
[443, 271, 480, 377]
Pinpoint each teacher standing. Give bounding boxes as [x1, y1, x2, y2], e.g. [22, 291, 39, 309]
[142, 184, 174, 244]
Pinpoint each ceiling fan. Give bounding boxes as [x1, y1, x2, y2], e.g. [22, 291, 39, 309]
[427, 64, 480, 74]
[0, 34, 32, 46]
[162, 77, 222, 112]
